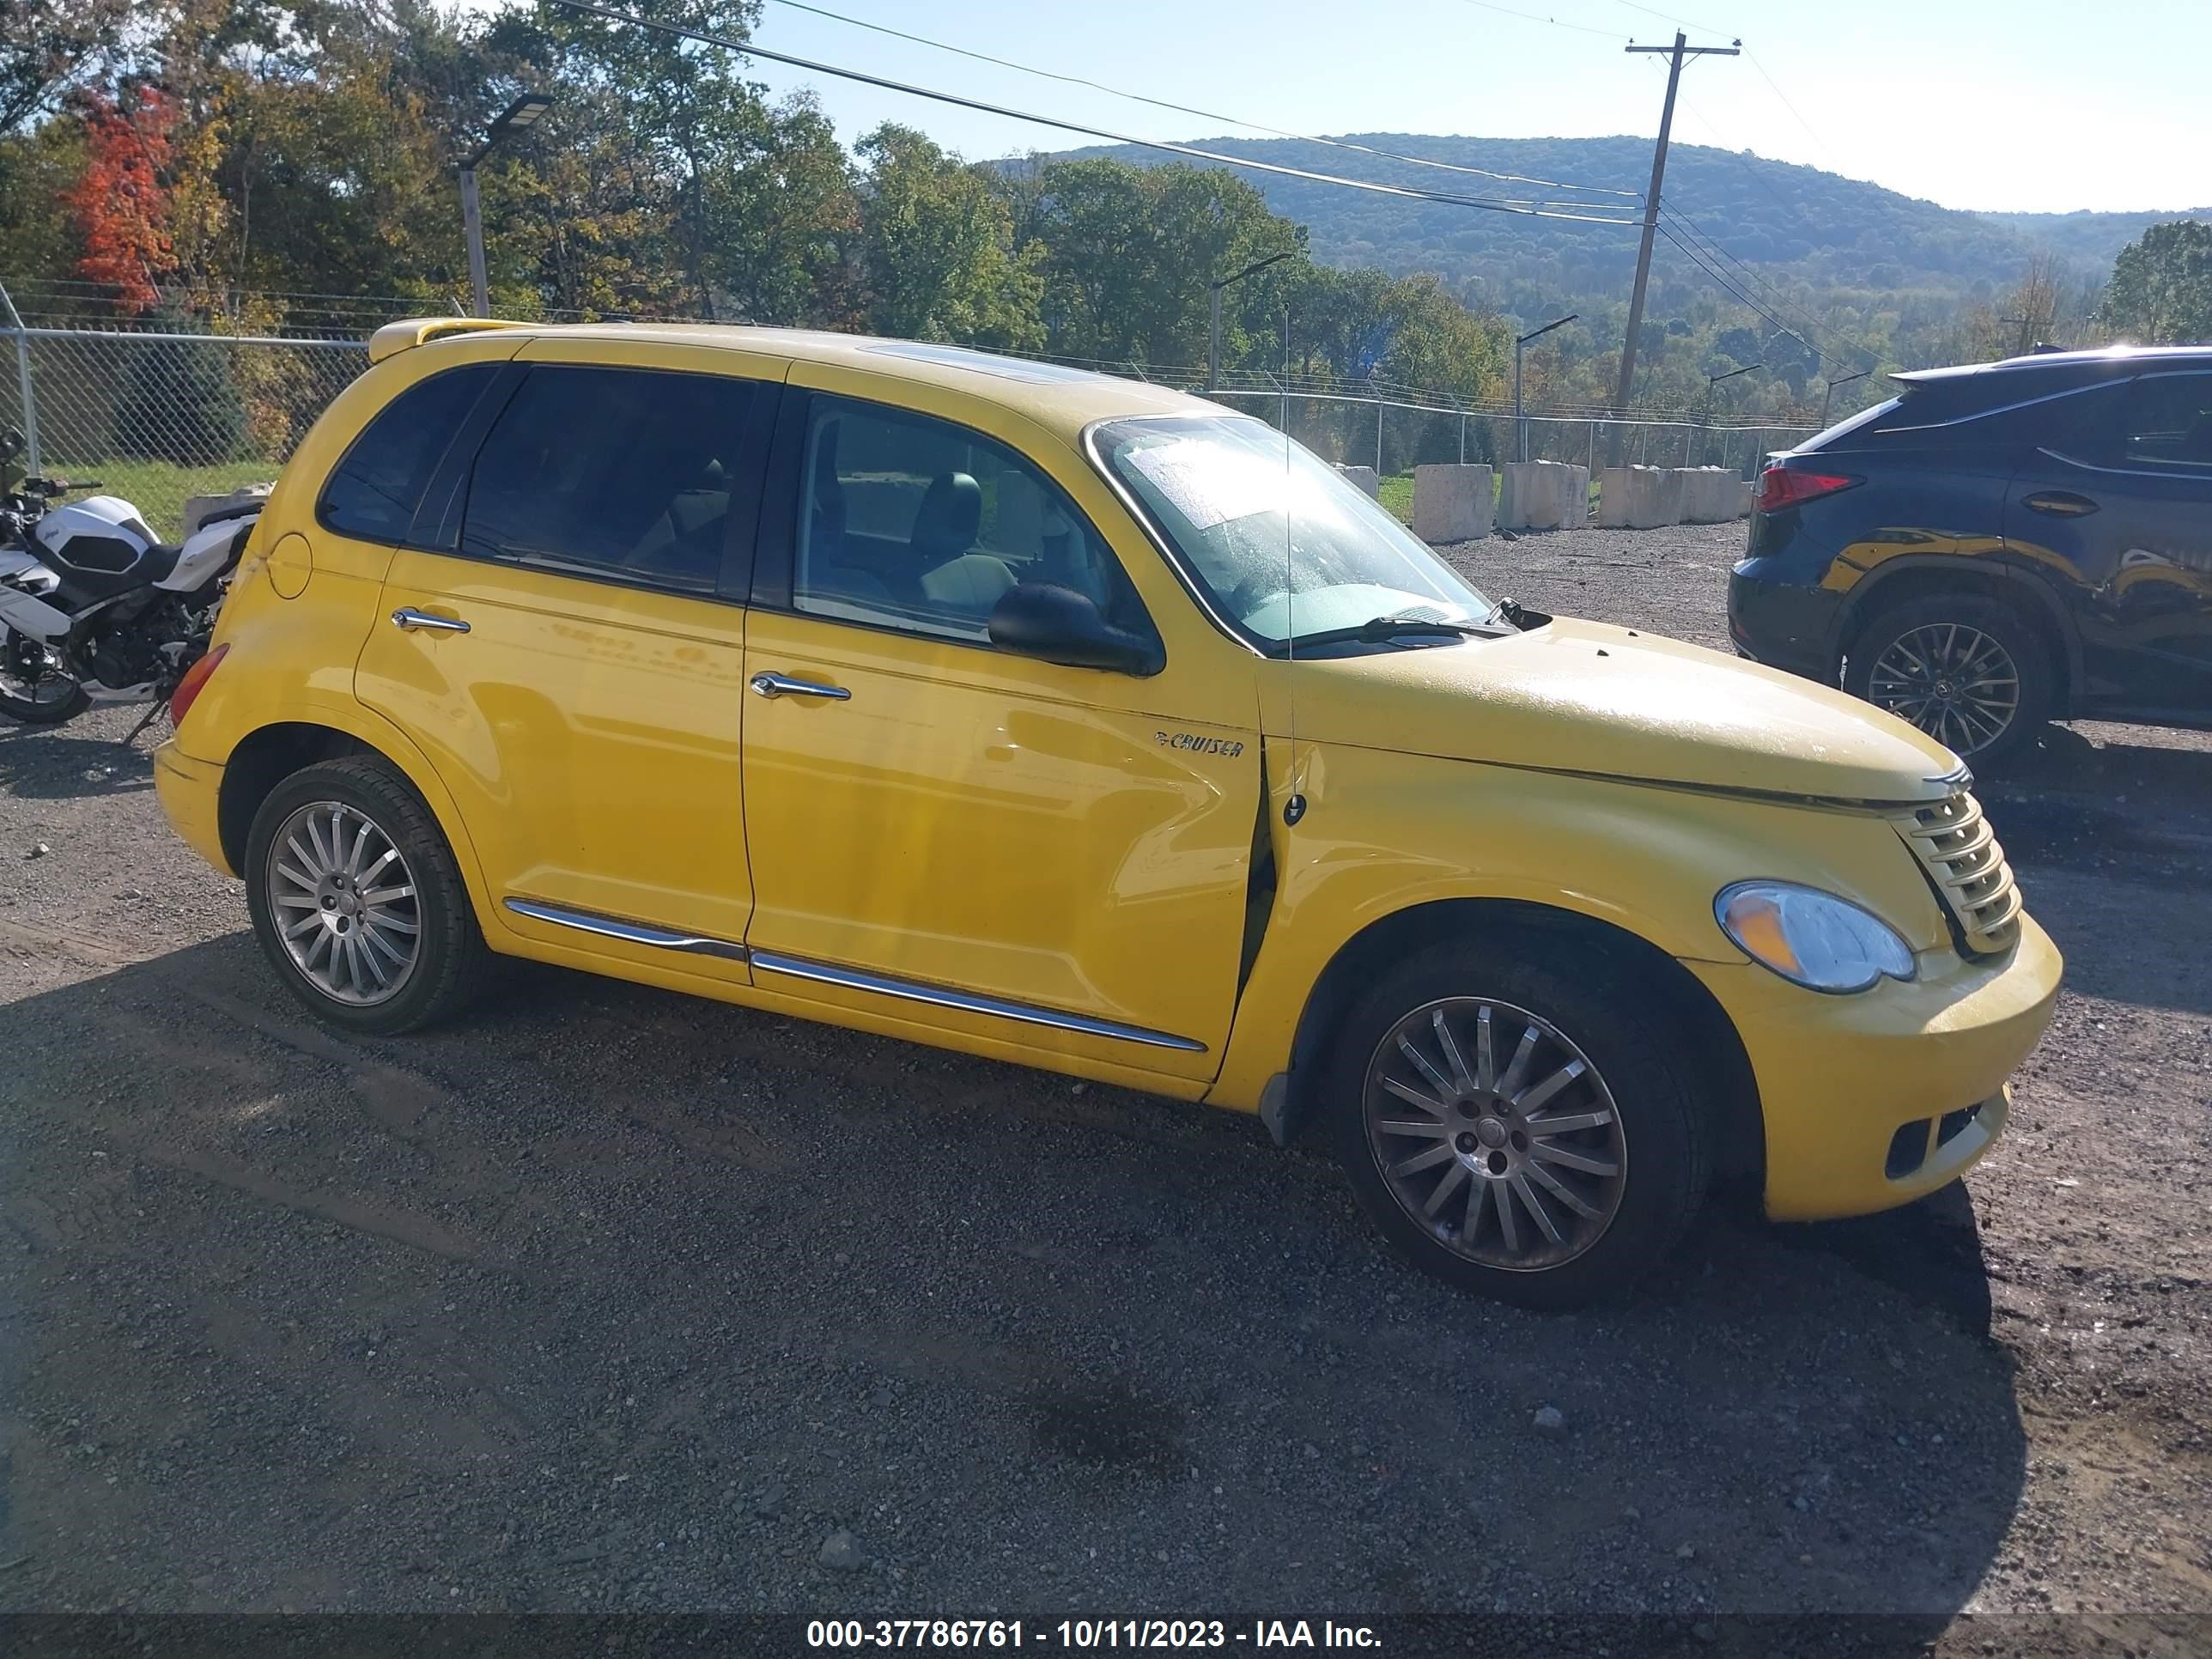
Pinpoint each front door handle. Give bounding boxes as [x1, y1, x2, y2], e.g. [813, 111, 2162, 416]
[2024, 490, 2100, 518]
[749, 671, 851, 702]
[391, 607, 471, 634]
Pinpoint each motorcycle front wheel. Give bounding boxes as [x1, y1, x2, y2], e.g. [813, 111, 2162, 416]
[0, 629, 88, 725]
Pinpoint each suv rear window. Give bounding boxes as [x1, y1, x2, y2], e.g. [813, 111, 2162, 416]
[319, 364, 499, 545]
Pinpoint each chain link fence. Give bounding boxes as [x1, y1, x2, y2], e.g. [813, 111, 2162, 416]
[0, 288, 1816, 539]
[0, 311, 368, 538]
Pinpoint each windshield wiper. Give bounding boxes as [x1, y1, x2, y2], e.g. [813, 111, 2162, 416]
[1273, 612, 1497, 653]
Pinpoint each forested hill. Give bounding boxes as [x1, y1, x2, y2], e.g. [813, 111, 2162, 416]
[1979, 207, 2212, 264]
[1054, 132, 2199, 314]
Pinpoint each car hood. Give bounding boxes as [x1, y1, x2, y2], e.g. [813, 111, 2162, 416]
[1278, 617, 1963, 804]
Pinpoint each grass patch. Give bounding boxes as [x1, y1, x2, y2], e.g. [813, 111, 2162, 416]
[55, 459, 281, 540]
[1377, 472, 1414, 523]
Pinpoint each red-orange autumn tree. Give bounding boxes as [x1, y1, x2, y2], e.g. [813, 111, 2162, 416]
[64, 85, 176, 311]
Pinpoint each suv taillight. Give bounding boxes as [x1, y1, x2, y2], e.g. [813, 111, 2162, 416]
[169, 643, 228, 726]
[1755, 465, 1861, 514]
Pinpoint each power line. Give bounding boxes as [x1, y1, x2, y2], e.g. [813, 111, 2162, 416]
[552, 0, 1644, 223]
[1745, 51, 1838, 167]
[1442, 0, 1627, 40]
[1650, 218, 1866, 377]
[1656, 201, 1877, 368]
[762, 0, 1638, 198]
[1611, 1, 1734, 33]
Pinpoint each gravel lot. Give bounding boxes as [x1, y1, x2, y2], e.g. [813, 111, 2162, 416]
[2, 522, 2207, 1642]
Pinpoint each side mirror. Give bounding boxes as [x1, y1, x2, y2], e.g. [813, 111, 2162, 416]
[987, 581, 1164, 675]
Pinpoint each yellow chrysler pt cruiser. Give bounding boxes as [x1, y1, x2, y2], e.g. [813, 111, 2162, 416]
[155, 319, 2062, 1307]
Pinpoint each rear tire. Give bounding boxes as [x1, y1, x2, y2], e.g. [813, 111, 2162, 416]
[244, 757, 490, 1035]
[1844, 594, 2051, 768]
[1326, 930, 1714, 1310]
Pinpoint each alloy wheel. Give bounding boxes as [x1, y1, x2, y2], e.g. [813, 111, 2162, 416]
[1362, 997, 1626, 1273]
[0, 638, 76, 709]
[266, 799, 422, 1006]
[1866, 623, 2020, 756]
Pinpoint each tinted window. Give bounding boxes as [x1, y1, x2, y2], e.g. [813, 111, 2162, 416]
[319, 364, 496, 545]
[2092, 374, 2212, 471]
[793, 396, 1149, 645]
[462, 365, 757, 592]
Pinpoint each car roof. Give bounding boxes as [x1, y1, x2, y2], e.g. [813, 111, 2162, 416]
[1893, 343, 2212, 387]
[370, 318, 1227, 439]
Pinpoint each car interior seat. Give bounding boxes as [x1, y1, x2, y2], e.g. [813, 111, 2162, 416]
[624, 456, 730, 586]
[913, 472, 1016, 617]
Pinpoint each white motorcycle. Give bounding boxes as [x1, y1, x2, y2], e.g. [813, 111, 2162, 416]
[0, 429, 262, 733]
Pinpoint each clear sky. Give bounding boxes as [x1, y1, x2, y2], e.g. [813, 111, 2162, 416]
[560, 0, 2210, 215]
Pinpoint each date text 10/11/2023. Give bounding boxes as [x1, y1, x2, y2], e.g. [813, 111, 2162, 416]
[806, 1620, 1382, 1649]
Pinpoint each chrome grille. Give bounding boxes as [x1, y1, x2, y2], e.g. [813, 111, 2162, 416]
[1892, 791, 2021, 956]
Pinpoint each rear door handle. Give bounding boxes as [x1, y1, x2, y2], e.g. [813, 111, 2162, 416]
[391, 607, 471, 633]
[2023, 490, 2100, 518]
[749, 671, 851, 702]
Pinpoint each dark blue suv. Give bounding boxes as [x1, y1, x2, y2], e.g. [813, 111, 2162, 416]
[1729, 347, 2212, 764]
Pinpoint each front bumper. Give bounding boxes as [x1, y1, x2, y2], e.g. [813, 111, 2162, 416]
[1727, 559, 1843, 680]
[152, 740, 234, 878]
[1689, 911, 2063, 1221]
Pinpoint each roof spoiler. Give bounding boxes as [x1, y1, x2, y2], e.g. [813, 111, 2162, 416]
[366, 317, 532, 364]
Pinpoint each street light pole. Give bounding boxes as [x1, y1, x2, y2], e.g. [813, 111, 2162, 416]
[1513, 313, 1577, 465]
[1818, 368, 1872, 429]
[459, 93, 552, 319]
[1207, 250, 1296, 392]
[1701, 362, 1760, 462]
[460, 166, 489, 319]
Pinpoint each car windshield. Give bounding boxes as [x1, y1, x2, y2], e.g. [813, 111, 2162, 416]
[1093, 414, 1493, 652]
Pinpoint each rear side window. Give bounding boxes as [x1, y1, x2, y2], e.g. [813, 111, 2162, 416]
[461, 365, 757, 592]
[1799, 394, 1903, 452]
[2091, 374, 2212, 471]
[319, 364, 498, 545]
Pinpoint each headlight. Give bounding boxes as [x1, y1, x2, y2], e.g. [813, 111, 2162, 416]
[1715, 881, 1917, 994]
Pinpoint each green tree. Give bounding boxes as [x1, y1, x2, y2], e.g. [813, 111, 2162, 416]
[0, 0, 130, 134]
[112, 305, 246, 463]
[1020, 158, 1304, 370]
[703, 93, 859, 327]
[2101, 221, 2212, 344]
[856, 125, 1040, 349]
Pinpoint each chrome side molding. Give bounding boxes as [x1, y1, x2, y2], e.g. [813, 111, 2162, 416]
[503, 898, 1206, 1054]
[502, 897, 749, 963]
[750, 949, 1206, 1054]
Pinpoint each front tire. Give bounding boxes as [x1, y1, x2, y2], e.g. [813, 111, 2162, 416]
[1844, 594, 2051, 767]
[0, 630, 88, 724]
[244, 757, 490, 1035]
[1327, 933, 1714, 1309]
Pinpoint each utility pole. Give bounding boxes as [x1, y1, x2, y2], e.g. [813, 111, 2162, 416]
[1608, 31, 1739, 466]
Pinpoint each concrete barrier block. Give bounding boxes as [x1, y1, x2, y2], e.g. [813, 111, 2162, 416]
[1412, 464, 1494, 543]
[1679, 466, 1730, 524]
[1597, 465, 1682, 530]
[1498, 460, 1587, 531]
[1336, 464, 1380, 499]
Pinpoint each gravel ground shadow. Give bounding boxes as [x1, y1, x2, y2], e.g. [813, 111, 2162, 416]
[2, 932, 2029, 1617]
